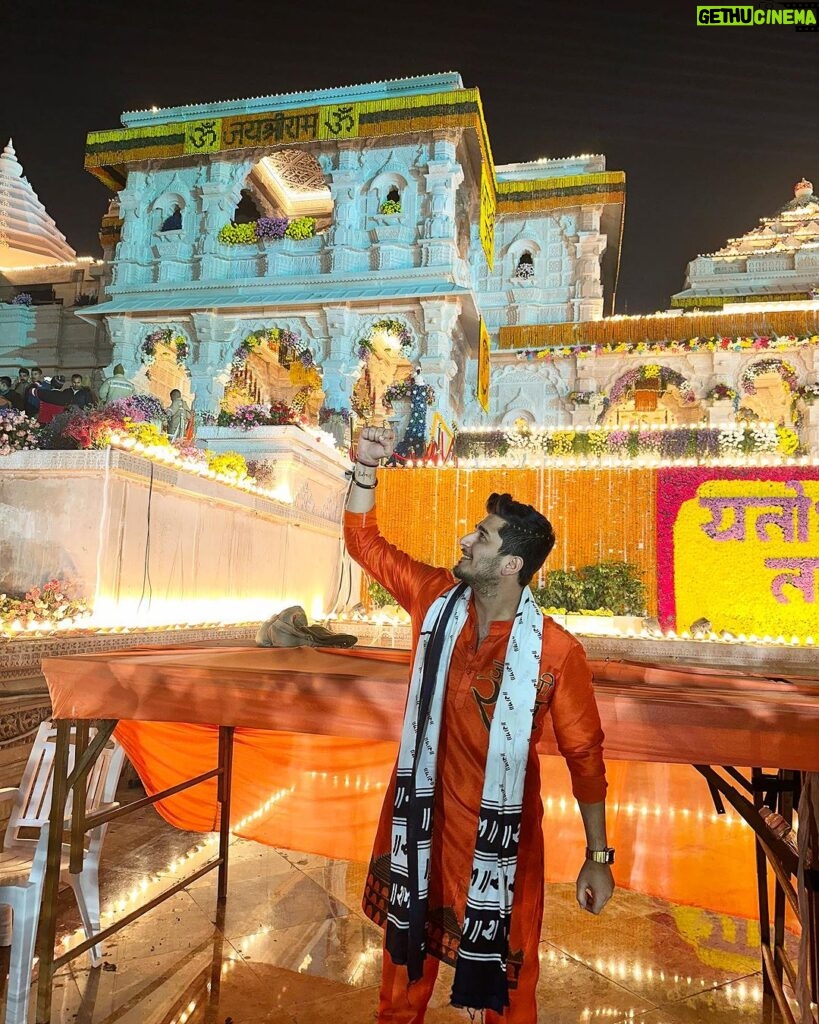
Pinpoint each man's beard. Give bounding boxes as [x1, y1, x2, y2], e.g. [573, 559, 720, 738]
[453, 554, 502, 593]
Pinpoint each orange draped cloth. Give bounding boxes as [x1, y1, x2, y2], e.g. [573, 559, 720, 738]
[41, 636, 819, 924]
[343, 509, 607, 982]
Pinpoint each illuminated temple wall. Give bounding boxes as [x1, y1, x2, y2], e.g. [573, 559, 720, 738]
[0, 442, 352, 627]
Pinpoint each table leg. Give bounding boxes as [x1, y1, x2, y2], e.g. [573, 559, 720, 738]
[36, 719, 71, 1024]
[217, 726, 234, 902]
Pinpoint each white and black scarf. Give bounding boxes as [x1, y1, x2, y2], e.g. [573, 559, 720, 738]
[385, 582, 543, 1014]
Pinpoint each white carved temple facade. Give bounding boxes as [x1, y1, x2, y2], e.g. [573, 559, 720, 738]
[0, 140, 106, 375]
[67, 73, 625, 429]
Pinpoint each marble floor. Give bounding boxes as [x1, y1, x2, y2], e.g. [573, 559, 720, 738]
[17, 789, 800, 1024]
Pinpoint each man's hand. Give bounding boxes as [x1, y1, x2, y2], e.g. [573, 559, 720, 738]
[576, 861, 614, 915]
[357, 425, 396, 465]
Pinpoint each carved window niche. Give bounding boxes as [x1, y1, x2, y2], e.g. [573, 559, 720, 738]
[151, 194, 187, 239]
[368, 173, 413, 245]
[507, 240, 539, 286]
[514, 251, 535, 281]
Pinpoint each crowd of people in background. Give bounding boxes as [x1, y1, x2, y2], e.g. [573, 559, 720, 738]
[0, 365, 192, 439]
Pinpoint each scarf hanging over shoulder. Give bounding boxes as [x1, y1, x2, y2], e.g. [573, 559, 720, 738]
[385, 582, 543, 1015]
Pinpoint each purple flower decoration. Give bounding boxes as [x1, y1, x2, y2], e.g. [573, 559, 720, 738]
[255, 217, 288, 241]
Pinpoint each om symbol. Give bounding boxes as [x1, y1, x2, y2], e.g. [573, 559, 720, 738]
[323, 105, 356, 137]
[188, 121, 219, 150]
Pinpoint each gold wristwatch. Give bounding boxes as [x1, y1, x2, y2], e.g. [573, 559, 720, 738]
[585, 846, 615, 864]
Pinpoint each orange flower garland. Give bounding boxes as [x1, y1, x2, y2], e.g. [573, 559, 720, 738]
[376, 467, 658, 613]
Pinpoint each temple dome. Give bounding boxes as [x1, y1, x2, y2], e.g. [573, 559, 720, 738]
[0, 139, 76, 268]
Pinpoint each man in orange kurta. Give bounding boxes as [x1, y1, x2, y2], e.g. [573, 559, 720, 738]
[345, 426, 613, 1023]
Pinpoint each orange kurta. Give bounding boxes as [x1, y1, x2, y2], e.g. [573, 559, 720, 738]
[345, 509, 607, 985]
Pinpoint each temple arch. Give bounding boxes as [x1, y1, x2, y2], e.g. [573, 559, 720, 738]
[150, 193, 187, 234]
[506, 238, 541, 283]
[368, 171, 409, 215]
[138, 325, 194, 405]
[602, 364, 702, 427]
[220, 326, 324, 424]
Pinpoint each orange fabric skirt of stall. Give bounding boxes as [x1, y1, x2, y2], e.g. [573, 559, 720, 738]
[115, 721, 763, 921]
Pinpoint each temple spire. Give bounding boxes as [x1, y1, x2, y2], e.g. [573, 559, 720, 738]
[0, 138, 76, 266]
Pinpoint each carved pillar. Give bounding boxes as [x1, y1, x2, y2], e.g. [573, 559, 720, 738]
[419, 299, 461, 417]
[574, 227, 605, 320]
[320, 307, 358, 405]
[421, 136, 464, 268]
[104, 317, 142, 379]
[325, 167, 368, 273]
[189, 312, 233, 414]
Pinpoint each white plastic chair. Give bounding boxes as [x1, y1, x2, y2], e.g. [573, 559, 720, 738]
[0, 721, 125, 1024]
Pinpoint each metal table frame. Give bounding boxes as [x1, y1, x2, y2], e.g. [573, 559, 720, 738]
[696, 765, 818, 1024]
[34, 718, 235, 1024]
[29, 706, 818, 1022]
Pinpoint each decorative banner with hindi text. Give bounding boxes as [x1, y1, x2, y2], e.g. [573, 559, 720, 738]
[479, 164, 496, 270]
[657, 468, 819, 639]
[477, 318, 491, 413]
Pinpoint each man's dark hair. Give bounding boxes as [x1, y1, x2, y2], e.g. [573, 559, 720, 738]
[0, 376, 11, 389]
[31, 367, 42, 374]
[17, 368, 29, 377]
[486, 492, 556, 587]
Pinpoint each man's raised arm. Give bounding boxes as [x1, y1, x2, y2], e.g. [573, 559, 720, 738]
[345, 426, 396, 513]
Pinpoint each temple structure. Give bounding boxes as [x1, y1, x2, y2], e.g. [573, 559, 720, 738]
[77, 73, 625, 428]
[672, 177, 819, 309]
[494, 179, 819, 451]
[0, 140, 106, 375]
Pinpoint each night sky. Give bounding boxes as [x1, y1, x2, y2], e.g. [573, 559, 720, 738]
[5, 0, 818, 313]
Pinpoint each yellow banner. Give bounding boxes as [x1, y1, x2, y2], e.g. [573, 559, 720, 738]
[318, 102, 360, 140]
[672, 476, 819, 640]
[479, 164, 496, 270]
[477, 318, 491, 413]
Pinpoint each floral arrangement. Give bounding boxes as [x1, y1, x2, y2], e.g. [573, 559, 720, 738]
[796, 382, 819, 403]
[318, 407, 351, 425]
[142, 328, 189, 366]
[232, 328, 314, 370]
[10, 293, 33, 307]
[740, 358, 799, 394]
[0, 409, 41, 456]
[202, 401, 303, 430]
[608, 366, 696, 407]
[356, 318, 413, 359]
[656, 468, 819, 639]
[454, 423, 803, 463]
[206, 450, 247, 479]
[173, 442, 208, 466]
[50, 407, 127, 450]
[568, 391, 596, 405]
[379, 199, 402, 215]
[255, 216, 288, 240]
[123, 421, 172, 449]
[383, 376, 435, 409]
[0, 579, 91, 630]
[218, 216, 316, 245]
[107, 394, 166, 423]
[514, 333, 819, 364]
[284, 216, 316, 240]
[706, 383, 738, 402]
